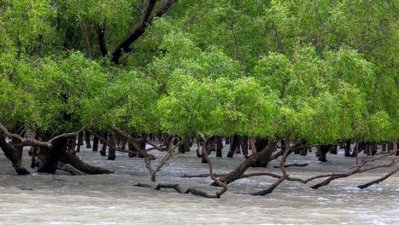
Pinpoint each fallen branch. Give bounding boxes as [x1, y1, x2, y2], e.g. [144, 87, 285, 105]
[134, 183, 220, 199]
[241, 172, 306, 184]
[180, 173, 226, 178]
[357, 167, 399, 189]
[308, 157, 398, 189]
[273, 163, 309, 168]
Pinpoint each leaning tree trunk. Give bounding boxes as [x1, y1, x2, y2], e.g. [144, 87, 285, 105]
[60, 151, 113, 174]
[215, 140, 276, 185]
[37, 137, 69, 173]
[252, 138, 270, 167]
[0, 134, 30, 175]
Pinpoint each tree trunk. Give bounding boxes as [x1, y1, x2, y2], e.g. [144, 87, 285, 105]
[80, 18, 93, 59]
[92, 135, 99, 152]
[96, 23, 108, 57]
[178, 135, 191, 154]
[60, 151, 113, 174]
[100, 132, 107, 156]
[215, 136, 223, 157]
[227, 135, 239, 157]
[37, 137, 69, 173]
[240, 136, 249, 157]
[252, 138, 269, 167]
[0, 135, 30, 175]
[107, 133, 116, 160]
[128, 142, 138, 157]
[318, 144, 332, 162]
[344, 139, 352, 157]
[76, 131, 83, 152]
[330, 144, 337, 155]
[215, 140, 276, 185]
[85, 130, 91, 149]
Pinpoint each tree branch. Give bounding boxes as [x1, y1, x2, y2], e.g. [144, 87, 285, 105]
[252, 135, 291, 196]
[200, 135, 227, 198]
[357, 167, 399, 189]
[111, 0, 177, 63]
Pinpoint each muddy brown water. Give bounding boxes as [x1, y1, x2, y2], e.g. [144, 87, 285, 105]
[0, 145, 398, 225]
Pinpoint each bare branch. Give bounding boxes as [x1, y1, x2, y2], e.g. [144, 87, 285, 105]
[111, 127, 152, 158]
[0, 122, 51, 148]
[358, 167, 399, 189]
[200, 135, 227, 198]
[308, 158, 398, 189]
[252, 135, 291, 196]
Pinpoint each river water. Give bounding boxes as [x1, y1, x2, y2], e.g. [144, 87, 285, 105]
[0, 145, 398, 225]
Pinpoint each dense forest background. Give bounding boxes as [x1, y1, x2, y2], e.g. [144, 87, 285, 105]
[1, 0, 399, 196]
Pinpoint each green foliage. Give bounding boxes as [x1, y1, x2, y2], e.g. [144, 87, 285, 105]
[1, 0, 399, 144]
[149, 31, 242, 85]
[158, 72, 277, 137]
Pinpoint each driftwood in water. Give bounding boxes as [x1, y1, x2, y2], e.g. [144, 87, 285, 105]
[180, 173, 225, 178]
[134, 183, 220, 199]
[273, 163, 309, 168]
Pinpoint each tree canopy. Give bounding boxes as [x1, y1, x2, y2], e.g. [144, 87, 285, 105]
[1, 0, 399, 144]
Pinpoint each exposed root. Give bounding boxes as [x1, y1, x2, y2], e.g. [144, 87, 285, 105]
[56, 162, 85, 175]
[60, 152, 113, 174]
